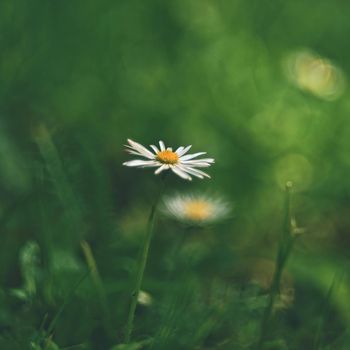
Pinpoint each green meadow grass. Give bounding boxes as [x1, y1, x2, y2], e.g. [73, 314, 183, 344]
[1, 0, 350, 349]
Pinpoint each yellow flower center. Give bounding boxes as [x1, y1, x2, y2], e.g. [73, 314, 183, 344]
[184, 200, 212, 221]
[156, 150, 179, 164]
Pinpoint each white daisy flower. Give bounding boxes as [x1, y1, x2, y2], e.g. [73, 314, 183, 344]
[162, 193, 231, 225]
[123, 139, 214, 181]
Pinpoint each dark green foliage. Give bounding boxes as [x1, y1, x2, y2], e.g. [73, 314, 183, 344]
[1, 0, 350, 349]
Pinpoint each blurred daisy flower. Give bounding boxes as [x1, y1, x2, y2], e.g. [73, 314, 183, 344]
[123, 139, 214, 181]
[161, 193, 231, 225]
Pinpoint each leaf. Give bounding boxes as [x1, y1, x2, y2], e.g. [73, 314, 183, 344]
[263, 339, 289, 350]
[45, 339, 60, 350]
[9, 288, 29, 301]
[20, 241, 41, 296]
[110, 339, 152, 350]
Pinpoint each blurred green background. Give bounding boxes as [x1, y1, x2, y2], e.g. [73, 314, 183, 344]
[1, 0, 350, 349]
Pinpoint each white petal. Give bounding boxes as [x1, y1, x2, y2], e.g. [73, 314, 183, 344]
[154, 164, 169, 174]
[127, 139, 155, 159]
[180, 161, 212, 168]
[180, 152, 206, 161]
[126, 149, 157, 160]
[179, 165, 211, 178]
[177, 145, 192, 157]
[123, 160, 159, 167]
[171, 165, 192, 181]
[159, 141, 165, 151]
[184, 158, 215, 163]
[175, 146, 184, 154]
[178, 166, 204, 179]
[126, 149, 148, 157]
[150, 145, 159, 154]
[180, 158, 215, 167]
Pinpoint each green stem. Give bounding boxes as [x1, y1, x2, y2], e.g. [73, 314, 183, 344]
[124, 177, 166, 343]
[81, 240, 111, 336]
[256, 182, 294, 350]
[313, 269, 345, 350]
